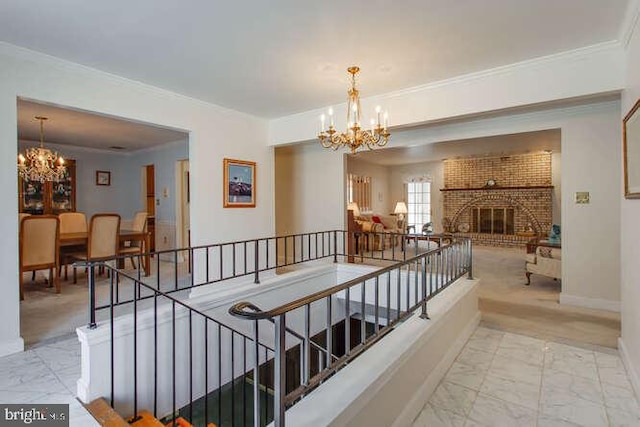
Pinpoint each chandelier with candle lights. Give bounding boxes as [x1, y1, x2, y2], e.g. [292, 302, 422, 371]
[317, 66, 390, 153]
[18, 116, 66, 183]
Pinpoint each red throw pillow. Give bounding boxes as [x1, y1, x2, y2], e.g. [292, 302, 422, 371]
[371, 216, 387, 229]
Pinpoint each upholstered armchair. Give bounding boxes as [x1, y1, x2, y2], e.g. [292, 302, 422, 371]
[525, 245, 561, 285]
[355, 214, 403, 251]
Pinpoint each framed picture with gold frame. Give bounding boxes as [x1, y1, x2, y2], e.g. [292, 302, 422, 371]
[223, 158, 256, 208]
[624, 98, 640, 199]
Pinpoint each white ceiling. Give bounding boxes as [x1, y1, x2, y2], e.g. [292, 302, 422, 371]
[0, 0, 630, 119]
[17, 99, 188, 152]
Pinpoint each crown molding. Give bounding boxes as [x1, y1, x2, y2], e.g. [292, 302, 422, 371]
[270, 40, 624, 145]
[380, 41, 622, 101]
[0, 42, 263, 122]
[620, 0, 640, 48]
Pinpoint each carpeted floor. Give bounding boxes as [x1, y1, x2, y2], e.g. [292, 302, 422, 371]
[353, 243, 621, 349]
[19, 259, 192, 346]
[473, 245, 620, 349]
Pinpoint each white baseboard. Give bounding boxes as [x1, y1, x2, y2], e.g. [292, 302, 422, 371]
[618, 337, 640, 401]
[0, 337, 25, 357]
[392, 311, 481, 427]
[559, 292, 620, 312]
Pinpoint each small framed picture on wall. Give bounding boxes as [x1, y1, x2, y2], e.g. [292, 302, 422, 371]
[223, 158, 256, 208]
[96, 170, 111, 186]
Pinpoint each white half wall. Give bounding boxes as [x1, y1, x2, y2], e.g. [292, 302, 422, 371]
[285, 277, 479, 426]
[0, 43, 272, 355]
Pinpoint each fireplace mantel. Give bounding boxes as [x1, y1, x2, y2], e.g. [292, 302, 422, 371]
[440, 185, 554, 192]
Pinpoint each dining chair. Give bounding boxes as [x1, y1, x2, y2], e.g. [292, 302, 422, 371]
[119, 211, 148, 269]
[69, 213, 121, 284]
[19, 215, 60, 300]
[58, 212, 88, 279]
[59, 212, 87, 234]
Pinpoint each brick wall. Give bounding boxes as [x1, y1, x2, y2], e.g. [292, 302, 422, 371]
[442, 153, 553, 248]
[444, 152, 551, 189]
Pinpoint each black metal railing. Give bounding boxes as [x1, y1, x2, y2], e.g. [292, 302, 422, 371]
[98, 266, 277, 426]
[82, 231, 471, 427]
[88, 230, 456, 327]
[229, 237, 473, 426]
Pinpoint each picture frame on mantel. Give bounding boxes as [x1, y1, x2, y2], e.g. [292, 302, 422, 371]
[96, 170, 111, 186]
[223, 158, 256, 208]
[624, 98, 640, 199]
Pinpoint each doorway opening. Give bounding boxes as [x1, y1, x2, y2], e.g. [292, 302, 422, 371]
[17, 98, 190, 346]
[142, 164, 156, 253]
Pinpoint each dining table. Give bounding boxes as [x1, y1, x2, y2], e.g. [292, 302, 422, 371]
[59, 229, 151, 276]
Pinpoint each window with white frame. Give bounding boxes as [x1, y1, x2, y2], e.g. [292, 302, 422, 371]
[407, 181, 431, 230]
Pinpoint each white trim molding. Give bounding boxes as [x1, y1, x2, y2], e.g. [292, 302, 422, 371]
[559, 292, 620, 312]
[618, 337, 640, 403]
[620, 0, 640, 48]
[0, 337, 25, 358]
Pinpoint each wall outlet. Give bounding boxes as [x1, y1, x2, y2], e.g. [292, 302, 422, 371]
[156, 199, 160, 206]
[163, 236, 168, 244]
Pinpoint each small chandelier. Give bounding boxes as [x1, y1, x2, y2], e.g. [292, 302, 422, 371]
[18, 116, 66, 183]
[318, 66, 390, 153]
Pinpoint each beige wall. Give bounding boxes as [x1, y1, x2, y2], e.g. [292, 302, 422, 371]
[558, 104, 621, 309]
[620, 0, 640, 398]
[346, 157, 391, 214]
[275, 143, 346, 236]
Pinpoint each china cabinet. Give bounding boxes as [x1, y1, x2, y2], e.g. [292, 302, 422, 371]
[18, 159, 76, 214]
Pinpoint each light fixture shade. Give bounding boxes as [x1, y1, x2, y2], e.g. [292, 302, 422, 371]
[347, 202, 361, 217]
[394, 202, 408, 215]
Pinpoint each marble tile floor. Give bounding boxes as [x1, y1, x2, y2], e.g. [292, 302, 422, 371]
[0, 335, 98, 426]
[413, 326, 640, 427]
[3, 325, 636, 427]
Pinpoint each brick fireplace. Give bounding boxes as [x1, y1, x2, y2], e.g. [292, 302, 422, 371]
[442, 153, 553, 248]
